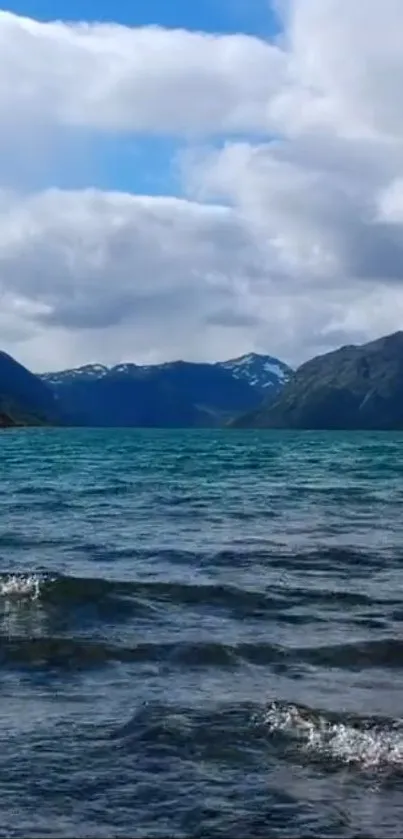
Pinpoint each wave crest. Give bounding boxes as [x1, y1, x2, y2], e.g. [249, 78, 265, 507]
[0, 573, 45, 600]
[262, 701, 403, 770]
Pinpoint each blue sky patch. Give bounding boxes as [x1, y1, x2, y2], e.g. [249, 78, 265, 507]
[3, 0, 280, 37]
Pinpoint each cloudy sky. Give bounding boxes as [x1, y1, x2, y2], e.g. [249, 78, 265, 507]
[1, 0, 403, 371]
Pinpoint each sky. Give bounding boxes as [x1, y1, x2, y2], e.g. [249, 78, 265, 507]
[1, 0, 403, 371]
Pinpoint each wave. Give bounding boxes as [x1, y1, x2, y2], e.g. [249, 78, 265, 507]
[262, 701, 403, 771]
[302, 638, 403, 669]
[2, 628, 403, 675]
[0, 569, 378, 614]
[0, 571, 289, 617]
[0, 572, 401, 669]
[0, 636, 247, 669]
[0, 572, 402, 681]
[0, 572, 158, 631]
[0, 573, 44, 600]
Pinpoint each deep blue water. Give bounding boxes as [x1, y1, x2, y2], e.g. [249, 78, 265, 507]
[1, 428, 403, 837]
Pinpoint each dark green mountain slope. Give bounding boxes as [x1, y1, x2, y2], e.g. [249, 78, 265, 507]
[234, 332, 403, 430]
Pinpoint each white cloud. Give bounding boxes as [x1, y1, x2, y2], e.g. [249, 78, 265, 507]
[0, 188, 271, 369]
[2, 183, 403, 373]
[1, 3, 403, 369]
[178, 129, 403, 360]
[3, 1, 403, 142]
[181, 133, 403, 285]
[0, 11, 284, 136]
[276, 0, 403, 140]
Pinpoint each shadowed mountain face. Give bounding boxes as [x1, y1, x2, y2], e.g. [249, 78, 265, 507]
[234, 332, 403, 430]
[40, 354, 290, 427]
[0, 351, 59, 426]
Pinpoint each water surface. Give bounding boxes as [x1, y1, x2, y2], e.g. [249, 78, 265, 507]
[1, 429, 403, 837]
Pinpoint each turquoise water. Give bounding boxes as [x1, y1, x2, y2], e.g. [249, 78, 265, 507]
[1, 428, 403, 837]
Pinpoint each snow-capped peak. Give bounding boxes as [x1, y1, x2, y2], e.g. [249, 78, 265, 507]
[41, 363, 109, 385]
[217, 353, 292, 392]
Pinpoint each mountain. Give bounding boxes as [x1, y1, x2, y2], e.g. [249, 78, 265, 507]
[41, 360, 261, 427]
[216, 353, 292, 395]
[233, 331, 403, 430]
[42, 353, 290, 393]
[0, 351, 59, 426]
[40, 353, 289, 428]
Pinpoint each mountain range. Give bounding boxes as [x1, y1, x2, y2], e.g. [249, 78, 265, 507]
[40, 353, 290, 427]
[3, 331, 403, 430]
[0, 351, 291, 428]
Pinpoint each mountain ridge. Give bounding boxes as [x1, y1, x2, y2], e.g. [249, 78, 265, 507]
[233, 331, 403, 430]
[4, 333, 403, 430]
[41, 352, 291, 394]
[39, 352, 291, 428]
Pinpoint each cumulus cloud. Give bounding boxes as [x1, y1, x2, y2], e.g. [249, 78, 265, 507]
[1, 2, 403, 369]
[181, 134, 403, 286]
[3, 1, 403, 142]
[3, 183, 403, 373]
[0, 11, 284, 136]
[0, 189, 271, 369]
[276, 0, 403, 140]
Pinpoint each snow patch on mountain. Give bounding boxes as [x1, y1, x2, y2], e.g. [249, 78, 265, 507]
[41, 364, 109, 385]
[217, 353, 292, 392]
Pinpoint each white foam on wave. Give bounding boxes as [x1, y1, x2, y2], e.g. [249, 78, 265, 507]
[263, 702, 403, 770]
[0, 574, 43, 600]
